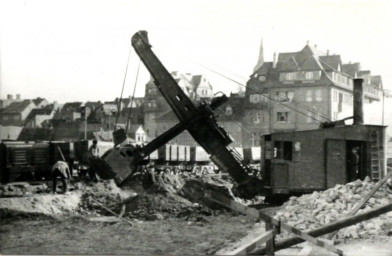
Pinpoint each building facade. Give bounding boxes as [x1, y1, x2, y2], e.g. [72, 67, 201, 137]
[243, 42, 382, 147]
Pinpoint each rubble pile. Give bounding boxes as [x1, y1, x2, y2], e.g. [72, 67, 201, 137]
[78, 180, 125, 215]
[123, 172, 224, 220]
[274, 178, 392, 240]
[0, 182, 49, 197]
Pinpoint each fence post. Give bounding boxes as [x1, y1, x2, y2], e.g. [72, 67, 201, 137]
[265, 219, 275, 255]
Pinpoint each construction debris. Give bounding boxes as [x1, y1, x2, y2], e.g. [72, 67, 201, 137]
[274, 177, 392, 240]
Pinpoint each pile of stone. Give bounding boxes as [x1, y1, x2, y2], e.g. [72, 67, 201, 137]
[274, 177, 392, 240]
[0, 182, 49, 197]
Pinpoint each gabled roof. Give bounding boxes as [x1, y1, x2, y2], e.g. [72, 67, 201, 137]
[370, 75, 382, 88]
[319, 55, 341, 71]
[24, 105, 54, 124]
[254, 62, 273, 76]
[62, 102, 82, 111]
[2, 100, 32, 114]
[358, 70, 371, 76]
[342, 63, 360, 77]
[85, 101, 101, 109]
[32, 98, 46, 106]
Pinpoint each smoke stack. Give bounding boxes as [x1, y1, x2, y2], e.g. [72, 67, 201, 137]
[353, 78, 364, 125]
[326, 50, 330, 56]
[16, 94, 21, 100]
[7, 94, 13, 100]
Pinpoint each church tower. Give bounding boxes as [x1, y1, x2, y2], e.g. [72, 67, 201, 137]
[253, 38, 264, 72]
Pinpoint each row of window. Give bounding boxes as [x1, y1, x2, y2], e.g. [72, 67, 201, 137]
[331, 72, 353, 87]
[2, 115, 19, 121]
[280, 71, 322, 82]
[249, 94, 269, 103]
[250, 90, 323, 104]
[306, 89, 323, 102]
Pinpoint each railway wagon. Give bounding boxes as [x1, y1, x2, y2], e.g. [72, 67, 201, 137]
[0, 141, 74, 183]
[260, 124, 386, 201]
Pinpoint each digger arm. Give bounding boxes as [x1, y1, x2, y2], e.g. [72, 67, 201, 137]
[131, 31, 263, 197]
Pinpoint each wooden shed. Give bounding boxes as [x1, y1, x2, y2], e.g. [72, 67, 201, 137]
[260, 124, 386, 198]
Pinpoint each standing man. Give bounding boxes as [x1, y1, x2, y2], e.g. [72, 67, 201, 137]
[52, 161, 71, 194]
[88, 139, 100, 181]
[348, 147, 360, 182]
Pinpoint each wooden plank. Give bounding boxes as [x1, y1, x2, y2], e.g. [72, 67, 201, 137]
[224, 229, 277, 255]
[252, 203, 392, 255]
[265, 219, 275, 256]
[327, 170, 392, 239]
[207, 190, 342, 255]
[280, 222, 342, 255]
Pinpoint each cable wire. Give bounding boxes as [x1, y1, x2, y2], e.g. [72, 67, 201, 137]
[115, 44, 133, 127]
[125, 59, 141, 134]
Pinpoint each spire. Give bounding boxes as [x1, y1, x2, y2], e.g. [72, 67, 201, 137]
[253, 38, 264, 72]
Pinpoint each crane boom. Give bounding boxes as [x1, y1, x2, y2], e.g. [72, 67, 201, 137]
[97, 31, 264, 198]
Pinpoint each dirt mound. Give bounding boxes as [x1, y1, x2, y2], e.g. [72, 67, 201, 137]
[0, 193, 81, 217]
[77, 180, 133, 216]
[0, 182, 50, 197]
[275, 178, 392, 240]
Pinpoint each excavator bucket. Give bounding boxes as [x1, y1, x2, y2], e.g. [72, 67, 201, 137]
[113, 128, 127, 146]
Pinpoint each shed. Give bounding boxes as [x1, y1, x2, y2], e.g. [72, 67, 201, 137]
[260, 124, 386, 197]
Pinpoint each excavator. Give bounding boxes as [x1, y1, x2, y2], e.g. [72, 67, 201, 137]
[94, 31, 264, 199]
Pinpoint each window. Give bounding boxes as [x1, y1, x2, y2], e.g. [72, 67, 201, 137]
[253, 112, 263, 123]
[277, 112, 289, 122]
[315, 89, 322, 101]
[258, 76, 266, 81]
[305, 72, 314, 80]
[306, 111, 313, 123]
[276, 91, 294, 102]
[274, 141, 293, 160]
[148, 88, 157, 94]
[286, 72, 296, 80]
[250, 94, 260, 103]
[147, 101, 157, 108]
[226, 106, 232, 115]
[306, 90, 313, 102]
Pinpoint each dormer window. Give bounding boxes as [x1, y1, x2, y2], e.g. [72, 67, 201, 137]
[226, 106, 233, 115]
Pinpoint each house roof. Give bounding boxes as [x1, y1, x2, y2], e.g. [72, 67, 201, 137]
[32, 98, 46, 106]
[2, 100, 32, 114]
[342, 63, 360, 77]
[52, 122, 81, 141]
[24, 105, 54, 124]
[371, 76, 382, 88]
[254, 62, 273, 76]
[85, 101, 101, 109]
[319, 55, 341, 71]
[216, 96, 245, 122]
[62, 102, 82, 110]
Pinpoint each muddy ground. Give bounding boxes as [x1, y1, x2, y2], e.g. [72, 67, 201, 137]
[0, 212, 256, 255]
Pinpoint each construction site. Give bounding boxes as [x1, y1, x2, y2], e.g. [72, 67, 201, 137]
[1, 30, 392, 256]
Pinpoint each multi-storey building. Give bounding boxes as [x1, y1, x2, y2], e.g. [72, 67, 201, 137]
[143, 71, 213, 139]
[243, 42, 382, 147]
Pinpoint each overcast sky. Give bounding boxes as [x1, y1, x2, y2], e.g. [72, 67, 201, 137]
[1, 0, 392, 124]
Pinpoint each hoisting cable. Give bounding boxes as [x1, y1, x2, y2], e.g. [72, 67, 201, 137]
[125, 59, 141, 134]
[195, 61, 328, 123]
[154, 46, 331, 122]
[115, 44, 133, 128]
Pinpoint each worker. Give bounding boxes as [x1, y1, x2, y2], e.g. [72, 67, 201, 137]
[348, 147, 359, 182]
[52, 161, 71, 194]
[142, 164, 156, 189]
[88, 139, 100, 182]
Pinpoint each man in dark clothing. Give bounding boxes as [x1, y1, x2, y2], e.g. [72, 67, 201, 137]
[88, 140, 100, 182]
[348, 147, 359, 182]
[52, 161, 71, 194]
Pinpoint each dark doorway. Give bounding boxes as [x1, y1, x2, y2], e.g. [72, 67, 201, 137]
[346, 140, 367, 182]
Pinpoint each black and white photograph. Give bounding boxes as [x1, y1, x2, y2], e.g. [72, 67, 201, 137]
[0, 0, 392, 255]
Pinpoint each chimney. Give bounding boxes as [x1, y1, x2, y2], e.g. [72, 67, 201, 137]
[7, 94, 13, 100]
[306, 40, 309, 45]
[314, 44, 317, 49]
[353, 78, 364, 125]
[326, 50, 330, 56]
[16, 94, 21, 100]
[273, 52, 277, 68]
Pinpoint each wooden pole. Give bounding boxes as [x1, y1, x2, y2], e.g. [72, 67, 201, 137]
[328, 170, 392, 239]
[90, 198, 133, 226]
[252, 203, 392, 255]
